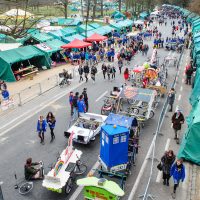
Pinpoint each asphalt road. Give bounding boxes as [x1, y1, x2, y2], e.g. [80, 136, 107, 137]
[0, 18, 185, 200]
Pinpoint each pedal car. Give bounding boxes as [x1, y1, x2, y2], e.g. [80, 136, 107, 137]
[42, 133, 86, 194]
[64, 113, 107, 144]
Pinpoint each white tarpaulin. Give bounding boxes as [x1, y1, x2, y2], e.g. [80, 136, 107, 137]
[2, 9, 33, 18]
[41, 26, 62, 32]
[150, 11, 160, 16]
[134, 20, 144, 25]
[0, 43, 22, 51]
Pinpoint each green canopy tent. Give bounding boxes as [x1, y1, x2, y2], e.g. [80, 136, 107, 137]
[89, 23, 101, 29]
[109, 22, 123, 31]
[76, 25, 94, 34]
[140, 11, 149, 20]
[193, 43, 200, 60]
[101, 25, 114, 35]
[118, 19, 134, 31]
[0, 46, 50, 82]
[80, 30, 96, 38]
[61, 27, 77, 36]
[178, 99, 200, 165]
[62, 34, 85, 43]
[193, 24, 200, 33]
[187, 13, 198, 23]
[191, 16, 200, 24]
[58, 18, 82, 26]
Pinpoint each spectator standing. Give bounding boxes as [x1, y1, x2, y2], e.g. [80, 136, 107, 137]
[78, 95, 86, 114]
[37, 116, 47, 144]
[124, 68, 129, 82]
[185, 66, 193, 85]
[118, 57, 123, 74]
[46, 112, 56, 142]
[172, 110, 184, 144]
[107, 64, 111, 80]
[78, 65, 84, 82]
[111, 66, 116, 80]
[170, 159, 186, 199]
[69, 91, 74, 116]
[168, 88, 175, 112]
[72, 92, 79, 120]
[82, 88, 89, 112]
[161, 150, 176, 186]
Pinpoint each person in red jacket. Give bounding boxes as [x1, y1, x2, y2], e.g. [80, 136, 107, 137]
[124, 68, 129, 82]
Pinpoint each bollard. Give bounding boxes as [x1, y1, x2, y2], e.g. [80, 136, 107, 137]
[38, 83, 42, 95]
[18, 93, 22, 106]
[0, 182, 4, 200]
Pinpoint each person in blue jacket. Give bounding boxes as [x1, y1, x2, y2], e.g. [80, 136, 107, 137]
[77, 95, 86, 114]
[46, 112, 56, 142]
[37, 116, 47, 144]
[1, 89, 9, 100]
[170, 159, 186, 199]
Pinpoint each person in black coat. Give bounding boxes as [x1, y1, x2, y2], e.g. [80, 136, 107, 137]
[78, 65, 84, 82]
[102, 63, 107, 79]
[185, 67, 193, 85]
[172, 110, 184, 144]
[83, 64, 89, 82]
[82, 88, 89, 112]
[168, 88, 175, 112]
[161, 150, 176, 186]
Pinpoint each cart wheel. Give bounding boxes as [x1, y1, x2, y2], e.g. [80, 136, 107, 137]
[65, 177, 73, 194]
[74, 163, 87, 175]
[149, 111, 155, 119]
[132, 108, 139, 114]
[19, 182, 33, 195]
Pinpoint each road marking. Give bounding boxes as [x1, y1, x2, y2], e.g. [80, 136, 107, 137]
[155, 138, 171, 183]
[180, 86, 183, 91]
[69, 161, 100, 200]
[182, 78, 185, 83]
[171, 123, 173, 128]
[178, 94, 181, 101]
[177, 70, 180, 76]
[95, 91, 108, 102]
[128, 135, 156, 200]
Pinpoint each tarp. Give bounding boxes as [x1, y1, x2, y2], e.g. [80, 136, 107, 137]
[80, 30, 97, 37]
[89, 23, 101, 29]
[62, 34, 85, 43]
[178, 100, 200, 165]
[109, 22, 124, 30]
[31, 33, 54, 43]
[193, 24, 200, 33]
[0, 46, 50, 82]
[76, 25, 94, 33]
[58, 18, 81, 26]
[61, 27, 77, 36]
[140, 11, 149, 19]
[101, 25, 114, 34]
[85, 33, 108, 42]
[1, 9, 33, 18]
[0, 43, 22, 51]
[61, 38, 91, 49]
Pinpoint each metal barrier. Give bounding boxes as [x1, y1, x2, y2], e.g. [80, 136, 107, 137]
[138, 49, 184, 200]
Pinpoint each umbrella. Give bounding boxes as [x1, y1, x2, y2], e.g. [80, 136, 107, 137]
[84, 33, 108, 42]
[61, 39, 92, 49]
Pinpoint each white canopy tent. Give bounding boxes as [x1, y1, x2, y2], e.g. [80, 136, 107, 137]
[1, 9, 33, 18]
[0, 43, 22, 51]
[134, 20, 144, 25]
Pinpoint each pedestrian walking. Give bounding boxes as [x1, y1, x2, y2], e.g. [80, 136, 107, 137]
[118, 57, 123, 74]
[72, 92, 79, 120]
[69, 91, 74, 116]
[172, 110, 184, 144]
[168, 88, 175, 112]
[111, 66, 116, 80]
[185, 66, 193, 85]
[46, 112, 56, 142]
[124, 68, 129, 82]
[78, 65, 84, 82]
[107, 64, 111, 80]
[170, 159, 186, 199]
[83, 63, 89, 82]
[102, 63, 107, 79]
[37, 116, 47, 144]
[77, 94, 86, 114]
[82, 88, 89, 112]
[161, 150, 176, 186]
[91, 65, 97, 83]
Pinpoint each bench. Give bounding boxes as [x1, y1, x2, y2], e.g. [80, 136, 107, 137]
[21, 69, 38, 80]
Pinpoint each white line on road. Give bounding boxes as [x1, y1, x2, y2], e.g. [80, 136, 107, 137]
[180, 86, 183, 91]
[182, 78, 185, 83]
[156, 138, 171, 183]
[178, 94, 182, 101]
[69, 161, 100, 200]
[95, 91, 108, 102]
[128, 135, 156, 200]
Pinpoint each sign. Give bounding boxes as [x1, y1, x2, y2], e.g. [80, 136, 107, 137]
[35, 43, 52, 51]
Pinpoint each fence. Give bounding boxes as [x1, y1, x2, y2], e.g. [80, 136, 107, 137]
[138, 49, 184, 200]
[0, 68, 74, 113]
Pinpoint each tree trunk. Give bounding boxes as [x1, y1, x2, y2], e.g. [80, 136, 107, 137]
[119, 0, 122, 12]
[92, 0, 96, 21]
[64, 1, 68, 19]
[101, 0, 103, 17]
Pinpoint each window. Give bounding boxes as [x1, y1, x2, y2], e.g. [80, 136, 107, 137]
[105, 135, 109, 144]
[113, 137, 119, 144]
[121, 135, 127, 143]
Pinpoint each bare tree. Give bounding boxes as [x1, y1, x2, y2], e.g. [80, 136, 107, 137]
[188, 0, 200, 15]
[0, 0, 42, 39]
[92, 0, 97, 21]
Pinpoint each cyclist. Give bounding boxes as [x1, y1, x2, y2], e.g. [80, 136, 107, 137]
[24, 158, 43, 180]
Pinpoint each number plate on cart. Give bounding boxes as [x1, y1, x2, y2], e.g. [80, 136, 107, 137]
[110, 164, 127, 171]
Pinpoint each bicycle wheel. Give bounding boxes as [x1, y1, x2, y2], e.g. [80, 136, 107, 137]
[19, 182, 33, 195]
[74, 163, 87, 175]
[65, 177, 73, 194]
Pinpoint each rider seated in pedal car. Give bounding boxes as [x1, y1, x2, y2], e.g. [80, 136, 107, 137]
[24, 158, 43, 180]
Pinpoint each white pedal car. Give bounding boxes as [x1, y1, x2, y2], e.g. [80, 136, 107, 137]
[64, 113, 107, 144]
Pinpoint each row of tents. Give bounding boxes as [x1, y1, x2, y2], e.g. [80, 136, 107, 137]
[0, 19, 134, 82]
[164, 5, 200, 165]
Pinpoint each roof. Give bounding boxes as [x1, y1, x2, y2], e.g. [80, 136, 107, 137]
[58, 18, 81, 26]
[102, 124, 129, 136]
[61, 38, 92, 49]
[62, 34, 85, 43]
[3, 9, 33, 17]
[61, 27, 77, 36]
[77, 25, 94, 32]
[85, 33, 108, 42]
[0, 43, 22, 51]
[89, 23, 101, 29]
[77, 177, 124, 196]
[0, 45, 46, 64]
[31, 33, 54, 43]
[101, 25, 114, 34]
